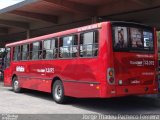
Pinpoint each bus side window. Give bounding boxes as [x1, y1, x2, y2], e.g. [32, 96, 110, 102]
[51, 38, 58, 59]
[22, 44, 29, 60]
[43, 39, 53, 60]
[72, 35, 78, 57]
[29, 43, 33, 60]
[31, 42, 41, 60]
[5, 48, 11, 68]
[59, 35, 78, 58]
[13, 46, 21, 61]
[43, 38, 58, 60]
[80, 30, 99, 57]
[38, 41, 42, 59]
[59, 38, 63, 58]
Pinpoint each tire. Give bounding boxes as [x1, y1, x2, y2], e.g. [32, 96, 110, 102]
[12, 76, 22, 93]
[52, 80, 66, 104]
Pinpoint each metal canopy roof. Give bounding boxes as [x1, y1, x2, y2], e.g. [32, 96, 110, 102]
[0, 0, 160, 46]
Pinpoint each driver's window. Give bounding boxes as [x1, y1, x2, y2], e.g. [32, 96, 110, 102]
[5, 47, 11, 68]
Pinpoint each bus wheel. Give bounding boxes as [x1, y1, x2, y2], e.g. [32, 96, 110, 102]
[12, 76, 22, 93]
[52, 80, 66, 104]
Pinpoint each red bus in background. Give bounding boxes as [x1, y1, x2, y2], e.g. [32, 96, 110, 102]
[3, 21, 158, 104]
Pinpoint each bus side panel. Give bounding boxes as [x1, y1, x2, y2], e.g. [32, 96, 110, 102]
[5, 22, 118, 98]
[52, 58, 101, 98]
[4, 69, 12, 86]
[63, 82, 100, 98]
[16, 61, 52, 93]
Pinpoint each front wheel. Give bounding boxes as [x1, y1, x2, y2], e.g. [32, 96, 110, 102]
[12, 76, 22, 93]
[52, 80, 67, 104]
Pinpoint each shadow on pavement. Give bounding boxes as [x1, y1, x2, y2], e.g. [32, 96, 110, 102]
[9, 88, 54, 102]
[6, 86, 160, 114]
[69, 95, 160, 114]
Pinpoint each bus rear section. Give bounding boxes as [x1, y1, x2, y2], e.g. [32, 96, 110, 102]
[110, 22, 158, 97]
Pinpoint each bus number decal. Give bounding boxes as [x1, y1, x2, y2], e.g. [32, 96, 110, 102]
[37, 68, 54, 73]
[143, 60, 154, 66]
[46, 68, 54, 73]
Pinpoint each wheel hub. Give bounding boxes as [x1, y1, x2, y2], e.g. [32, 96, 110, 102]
[55, 85, 62, 100]
[14, 80, 19, 90]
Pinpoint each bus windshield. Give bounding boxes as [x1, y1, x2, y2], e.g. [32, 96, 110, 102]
[112, 26, 154, 52]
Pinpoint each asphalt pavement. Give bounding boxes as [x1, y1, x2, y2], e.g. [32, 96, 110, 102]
[0, 80, 160, 119]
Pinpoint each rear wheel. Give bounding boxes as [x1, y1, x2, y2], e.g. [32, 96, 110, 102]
[12, 76, 22, 93]
[52, 80, 66, 104]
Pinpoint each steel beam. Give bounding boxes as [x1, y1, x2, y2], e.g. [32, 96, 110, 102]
[0, 19, 29, 29]
[11, 10, 58, 24]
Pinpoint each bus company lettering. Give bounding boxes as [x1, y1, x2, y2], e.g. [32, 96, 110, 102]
[77, 24, 101, 32]
[16, 66, 25, 72]
[130, 80, 140, 84]
[130, 61, 143, 66]
[130, 60, 154, 66]
[37, 68, 54, 73]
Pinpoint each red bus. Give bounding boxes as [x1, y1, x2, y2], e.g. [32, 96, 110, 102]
[3, 21, 158, 103]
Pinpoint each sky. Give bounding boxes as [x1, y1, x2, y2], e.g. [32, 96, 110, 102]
[0, 0, 24, 9]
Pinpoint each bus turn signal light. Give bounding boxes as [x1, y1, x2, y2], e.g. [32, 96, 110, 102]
[107, 68, 115, 85]
[109, 70, 113, 76]
[96, 86, 100, 90]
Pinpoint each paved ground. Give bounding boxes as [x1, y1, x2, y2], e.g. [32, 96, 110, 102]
[0, 80, 160, 115]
